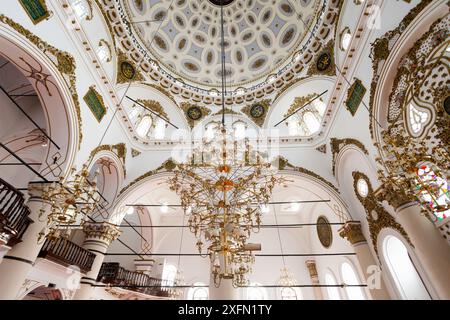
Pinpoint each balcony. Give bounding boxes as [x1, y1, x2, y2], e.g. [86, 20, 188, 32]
[38, 237, 96, 273]
[0, 178, 33, 247]
[97, 262, 170, 298]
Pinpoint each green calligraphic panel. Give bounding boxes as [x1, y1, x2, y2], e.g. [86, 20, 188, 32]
[19, 0, 49, 24]
[83, 87, 106, 123]
[346, 79, 366, 116]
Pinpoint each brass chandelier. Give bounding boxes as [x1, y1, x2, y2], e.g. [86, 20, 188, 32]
[169, 126, 284, 287]
[39, 165, 101, 241]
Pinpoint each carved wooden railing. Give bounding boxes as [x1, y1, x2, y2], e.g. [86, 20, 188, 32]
[38, 237, 96, 273]
[97, 262, 170, 297]
[0, 178, 33, 246]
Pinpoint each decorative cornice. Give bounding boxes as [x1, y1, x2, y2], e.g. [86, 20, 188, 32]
[330, 138, 369, 175]
[0, 15, 82, 148]
[82, 221, 121, 244]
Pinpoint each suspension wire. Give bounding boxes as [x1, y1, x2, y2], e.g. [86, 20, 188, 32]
[176, 213, 186, 273]
[220, 0, 226, 125]
[272, 204, 286, 268]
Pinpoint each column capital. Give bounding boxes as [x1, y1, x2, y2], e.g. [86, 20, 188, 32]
[82, 222, 121, 244]
[339, 221, 367, 245]
[305, 260, 318, 278]
[375, 185, 416, 211]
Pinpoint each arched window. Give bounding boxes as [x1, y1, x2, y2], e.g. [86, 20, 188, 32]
[340, 28, 352, 51]
[154, 119, 166, 139]
[128, 107, 140, 121]
[187, 283, 209, 300]
[303, 112, 320, 134]
[204, 122, 218, 140]
[408, 103, 429, 134]
[288, 119, 299, 136]
[232, 121, 246, 140]
[162, 264, 177, 287]
[383, 236, 430, 299]
[136, 115, 152, 138]
[340, 262, 365, 300]
[280, 287, 302, 300]
[246, 283, 266, 300]
[324, 272, 341, 300]
[416, 163, 449, 221]
[311, 99, 327, 116]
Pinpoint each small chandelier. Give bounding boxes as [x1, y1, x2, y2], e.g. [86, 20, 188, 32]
[168, 269, 185, 299]
[39, 165, 101, 241]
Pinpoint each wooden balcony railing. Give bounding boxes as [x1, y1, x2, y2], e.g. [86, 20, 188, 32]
[97, 262, 170, 297]
[0, 178, 33, 246]
[38, 237, 96, 273]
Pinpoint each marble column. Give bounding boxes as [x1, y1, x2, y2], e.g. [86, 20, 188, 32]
[387, 197, 450, 299]
[72, 221, 120, 300]
[339, 221, 390, 300]
[305, 260, 324, 300]
[0, 183, 51, 300]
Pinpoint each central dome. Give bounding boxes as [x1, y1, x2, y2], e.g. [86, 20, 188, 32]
[208, 0, 235, 6]
[123, 0, 322, 88]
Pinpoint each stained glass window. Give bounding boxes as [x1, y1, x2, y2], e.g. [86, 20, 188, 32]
[416, 163, 449, 221]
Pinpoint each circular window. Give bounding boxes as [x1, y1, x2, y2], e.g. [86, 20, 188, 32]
[317, 216, 332, 248]
[356, 178, 369, 197]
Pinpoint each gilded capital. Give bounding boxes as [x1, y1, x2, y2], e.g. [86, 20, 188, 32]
[305, 260, 318, 278]
[339, 221, 367, 245]
[83, 221, 121, 244]
[375, 186, 416, 211]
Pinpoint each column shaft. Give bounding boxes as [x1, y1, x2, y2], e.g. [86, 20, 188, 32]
[0, 184, 50, 300]
[72, 222, 120, 300]
[395, 202, 450, 299]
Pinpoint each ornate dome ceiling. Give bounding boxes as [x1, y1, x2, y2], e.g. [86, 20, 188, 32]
[122, 0, 322, 88]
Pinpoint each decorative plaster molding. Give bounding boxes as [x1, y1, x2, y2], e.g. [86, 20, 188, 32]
[351, 171, 413, 258]
[330, 137, 369, 175]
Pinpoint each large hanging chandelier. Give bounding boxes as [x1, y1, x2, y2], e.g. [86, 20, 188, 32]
[39, 165, 101, 241]
[169, 126, 284, 287]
